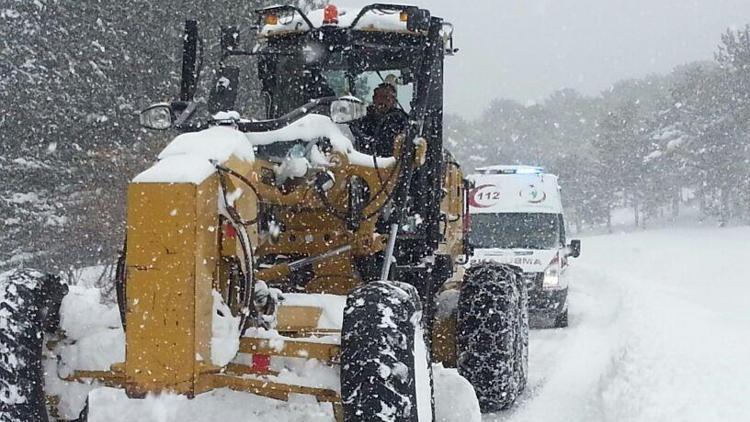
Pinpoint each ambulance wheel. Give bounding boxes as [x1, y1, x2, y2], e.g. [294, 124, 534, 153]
[555, 308, 569, 328]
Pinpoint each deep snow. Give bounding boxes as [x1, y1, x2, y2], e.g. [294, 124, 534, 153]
[43, 226, 750, 421]
[487, 226, 750, 422]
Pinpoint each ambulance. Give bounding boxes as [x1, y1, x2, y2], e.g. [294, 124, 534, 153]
[467, 165, 581, 328]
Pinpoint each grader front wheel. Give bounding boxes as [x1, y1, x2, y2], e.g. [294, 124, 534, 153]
[456, 263, 528, 412]
[340, 281, 434, 422]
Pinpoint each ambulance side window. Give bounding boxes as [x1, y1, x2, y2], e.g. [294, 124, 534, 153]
[558, 214, 566, 246]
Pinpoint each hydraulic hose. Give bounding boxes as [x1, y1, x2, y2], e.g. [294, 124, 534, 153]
[216, 168, 257, 333]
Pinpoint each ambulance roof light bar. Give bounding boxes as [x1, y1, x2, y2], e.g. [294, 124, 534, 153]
[475, 165, 544, 175]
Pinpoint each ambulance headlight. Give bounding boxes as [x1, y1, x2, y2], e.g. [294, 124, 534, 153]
[542, 266, 559, 288]
[542, 253, 561, 289]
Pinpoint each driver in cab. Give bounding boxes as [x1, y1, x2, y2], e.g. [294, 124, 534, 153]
[355, 80, 408, 157]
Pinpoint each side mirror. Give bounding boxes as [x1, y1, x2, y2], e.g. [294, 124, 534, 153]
[139, 103, 173, 130]
[330, 97, 367, 123]
[441, 22, 459, 55]
[569, 239, 581, 258]
[180, 20, 199, 102]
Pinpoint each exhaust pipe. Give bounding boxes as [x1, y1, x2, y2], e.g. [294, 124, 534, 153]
[180, 20, 199, 102]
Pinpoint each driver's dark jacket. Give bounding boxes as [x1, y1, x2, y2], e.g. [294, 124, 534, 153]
[354, 106, 408, 157]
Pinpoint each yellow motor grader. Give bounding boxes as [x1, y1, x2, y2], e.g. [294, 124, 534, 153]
[3, 4, 529, 422]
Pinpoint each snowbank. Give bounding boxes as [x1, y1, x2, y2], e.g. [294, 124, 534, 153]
[210, 291, 240, 367]
[46, 284, 125, 420]
[270, 357, 341, 391]
[433, 365, 481, 422]
[80, 364, 477, 422]
[86, 387, 335, 422]
[414, 313, 433, 422]
[59, 285, 121, 341]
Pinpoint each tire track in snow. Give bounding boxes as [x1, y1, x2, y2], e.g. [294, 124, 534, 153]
[485, 228, 750, 422]
[594, 274, 750, 421]
[483, 261, 633, 422]
[585, 229, 750, 422]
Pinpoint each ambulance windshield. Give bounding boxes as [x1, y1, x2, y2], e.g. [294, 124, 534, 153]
[470, 213, 561, 250]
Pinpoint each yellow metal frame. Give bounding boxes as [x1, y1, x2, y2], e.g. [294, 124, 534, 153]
[61, 129, 459, 420]
[65, 302, 343, 406]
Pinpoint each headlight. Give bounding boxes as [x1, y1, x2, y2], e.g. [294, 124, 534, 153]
[330, 97, 367, 123]
[139, 103, 173, 130]
[542, 253, 560, 288]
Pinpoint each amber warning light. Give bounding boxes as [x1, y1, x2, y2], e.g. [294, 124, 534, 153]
[264, 13, 279, 25]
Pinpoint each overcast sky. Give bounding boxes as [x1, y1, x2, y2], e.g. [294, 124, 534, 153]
[335, 0, 750, 117]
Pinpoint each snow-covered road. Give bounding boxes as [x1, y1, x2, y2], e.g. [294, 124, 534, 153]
[488, 227, 750, 422]
[44, 226, 750, 421]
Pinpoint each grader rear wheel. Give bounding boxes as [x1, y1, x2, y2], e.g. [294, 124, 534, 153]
[0, 269, 68, 422]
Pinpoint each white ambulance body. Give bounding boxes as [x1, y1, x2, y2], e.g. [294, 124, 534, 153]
[467, 165, 580, 328]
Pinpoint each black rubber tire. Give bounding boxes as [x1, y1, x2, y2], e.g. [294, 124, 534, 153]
[515, 273, 530, 392]
[456, 262, 529, 413]
[555, 308, 569, 328]
[340, 281, 434, 422]
[0, 269, 68, 422]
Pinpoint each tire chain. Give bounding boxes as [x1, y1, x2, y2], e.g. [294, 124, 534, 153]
[457, 263, 524, 412]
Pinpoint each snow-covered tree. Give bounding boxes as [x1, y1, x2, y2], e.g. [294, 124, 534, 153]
[0, 0, 307, 271]
[446, 25, 750, 231]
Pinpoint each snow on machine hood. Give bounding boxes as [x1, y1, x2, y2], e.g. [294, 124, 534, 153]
[133, 114, 395, 185]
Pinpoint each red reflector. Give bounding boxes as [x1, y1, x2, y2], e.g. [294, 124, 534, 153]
[323, 4, 339, 24]
[549, 252, 560, 266]
[251, 354, 271, 372]
[224, 223, 237, 239]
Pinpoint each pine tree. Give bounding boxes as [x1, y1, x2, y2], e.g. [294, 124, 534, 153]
[0, 0, 324, 271]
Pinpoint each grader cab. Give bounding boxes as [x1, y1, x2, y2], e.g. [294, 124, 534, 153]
[32, 4, 529, 421]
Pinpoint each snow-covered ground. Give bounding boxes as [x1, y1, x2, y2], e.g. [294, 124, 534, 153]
[45, 226, 750, 421]
[489, 226, 750, 422]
